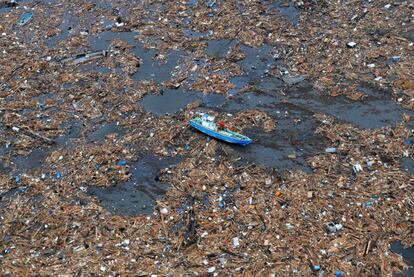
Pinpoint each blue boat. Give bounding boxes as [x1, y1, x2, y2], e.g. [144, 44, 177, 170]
[17, 12, 33, 26]
[189, 114, 252, 146]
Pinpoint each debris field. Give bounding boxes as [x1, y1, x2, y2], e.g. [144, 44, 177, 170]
[0, 0, 413, 276]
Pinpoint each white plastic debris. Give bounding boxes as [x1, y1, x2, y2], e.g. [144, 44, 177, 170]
[12, 127, 19, 132]
[347, 41, 357, 48]
[391, 56, 401, 61]
[326, 222, 343, 233]
[232, 237, 240, 248]
[208, 267, 216, 273]
[160, 208, 168, 215]
[367, 63, 375, 68]
[353, 163, 363, 173]
[325, 147, 337, 153]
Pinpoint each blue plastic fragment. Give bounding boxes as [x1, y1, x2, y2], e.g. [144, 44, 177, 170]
[15, 176, 20, 183]
[95, 164, 101, 169]
[55, 171, 62, 179]
[206, 0, 216, 8]
[335, 271, 342, 276]
[218, 195, 224, 208]
[404, 138, 413, 145]
[364, 201, 373, 208]
[177, 207, 183, 214]
[117, 160, 127, 166]
[17, 12, 33, 26]
[312, 265, 321, 271]
[18, 186, 26, 193]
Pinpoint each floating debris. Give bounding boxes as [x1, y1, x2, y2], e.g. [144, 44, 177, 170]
[282, 74, 305, 86]
[16, 12, 33, 26]
[60, 50, 109, 65]
[346, 41, 357, 48]
[0, 0, 413, 276]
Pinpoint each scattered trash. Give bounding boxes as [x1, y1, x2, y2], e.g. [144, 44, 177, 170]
[364, 201, 373, 208]
[232, 237, 240, 248]
[16, 12, 33, 26]
[366, 160, 375, 168]
[312, 265, 321, 271]
[208, 267, 216, 273]
[347, 41, 357, 48]
[326, 222, 343, 233]
[353, 163, 363, 173]
[325, 147, 337, 153]
[206, 0, 216, 8]
[61, 50, 110, 65]
[0, 1, 412, 276]
[391, 56, 401, 62]
[117, 160, 127, 166]
[160, 207, 168, 215]
[282, 74, 305, 85]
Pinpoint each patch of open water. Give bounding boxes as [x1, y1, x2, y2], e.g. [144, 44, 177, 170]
[87, 154, 182, 216]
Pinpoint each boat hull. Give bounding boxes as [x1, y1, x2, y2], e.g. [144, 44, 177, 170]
[189, 120, 252, 146]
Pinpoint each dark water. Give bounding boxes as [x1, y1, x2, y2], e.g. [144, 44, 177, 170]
[11, 147, 50, 171]
[222, 101, 325, 171]
[400, 157, 414, 175]
[87, 154, 182, 215]
[0, 188, 19, 209]
[202, 93, 227, 109]
[87, 122, 125, 142]
[55, 120, 83, 146]
[139, 89, 199, 116]
[237, 44, 278, 81]
[205, 39, 237, 58]
[88, 31, 181, 81]
[391, 241, 414, 277]
[4, 120, 82, 174]
[46, 9, 80, 48]
[267, 0, 300, 26]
